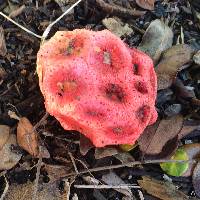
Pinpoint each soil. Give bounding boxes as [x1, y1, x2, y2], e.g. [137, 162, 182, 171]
[0, 0, 200, 199]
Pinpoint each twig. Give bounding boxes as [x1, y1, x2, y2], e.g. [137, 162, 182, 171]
[42, 0, 83, 41]
[74, 184, 140, 189]
[66, 159, 197, 176]
[96, 0, 146, 18]
[68, 152, 79, 175]
[0, 12, 42, 39]
[32, 147, 43, 200]
[32, 112, 49, 132]
[138, 190, 145, 200]
[0, 0, 83, 41]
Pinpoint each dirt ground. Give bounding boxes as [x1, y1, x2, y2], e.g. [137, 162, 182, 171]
[0, 0, 200, 199]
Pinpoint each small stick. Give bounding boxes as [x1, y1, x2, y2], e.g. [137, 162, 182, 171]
[68, 152, 79, 175]
[74, 184, 140, 189]
[32, 146, 43, 200]
[0, 0, 83, 41]
[66, 159, 197, 176]
[32, 112, 49, 132]
[0, 176, 9, 200]
[42, 0, 83, 41]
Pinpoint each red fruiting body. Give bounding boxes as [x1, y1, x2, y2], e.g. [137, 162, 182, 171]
[37, 29, 157, 147]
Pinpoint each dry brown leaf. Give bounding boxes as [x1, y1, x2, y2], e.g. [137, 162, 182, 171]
[0, 27, 7, 56]
[138, 120, 160, 153]
[138, 176, 189, 200]
[0, 125, 10, 150]
[0, 134, 22, 170]
[79, 134, 94, 156]
[4, 181, 64, 200]
[114, 152, 135, 164]
[102, 172, 133, 198]
[156, 44, 194, 90]
[102, 17, 133, 37]
[193, 162, 200, 198]
[44, 164, 73, 183]
[178, 124, 200, 139]
[136, 0, 155, 10]
[182, 144, 200, 177]
[138, 115, 183, 156]
[138, 19, 173, 63]
[95, 147, 119, 159]
[17, 117, 39, 157]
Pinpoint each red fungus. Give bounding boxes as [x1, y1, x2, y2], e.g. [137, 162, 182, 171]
[37, 29, 157, 147]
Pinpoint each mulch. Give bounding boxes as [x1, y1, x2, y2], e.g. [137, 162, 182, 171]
[0, 0, 200, 199]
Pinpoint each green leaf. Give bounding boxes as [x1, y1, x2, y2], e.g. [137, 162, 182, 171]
[160, 148, 189, 177]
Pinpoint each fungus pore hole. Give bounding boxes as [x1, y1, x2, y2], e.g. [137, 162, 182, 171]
[137, 106, 150, 122]
[135, 81, 148, 94]
[105, 83, 125, 102]
[133, 64, 139, 75]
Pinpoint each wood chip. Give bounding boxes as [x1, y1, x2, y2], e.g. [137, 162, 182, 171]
[0, 27, 7, 56]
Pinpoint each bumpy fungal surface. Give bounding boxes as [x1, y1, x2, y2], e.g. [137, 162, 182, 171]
[37, 29, 157, 147]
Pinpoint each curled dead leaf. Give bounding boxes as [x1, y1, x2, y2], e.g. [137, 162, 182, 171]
[138, 19, 173, 63]
[102, 17, 133, 37]
[0, 125, 10, 150]
[136, 0, 155, 10]
[0, 27, 7, 56]
[17, 117, 39, 157]
[156, 44, 194, 90]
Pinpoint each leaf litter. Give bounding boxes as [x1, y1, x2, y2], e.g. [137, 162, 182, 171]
[0, 0, 200, 199]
